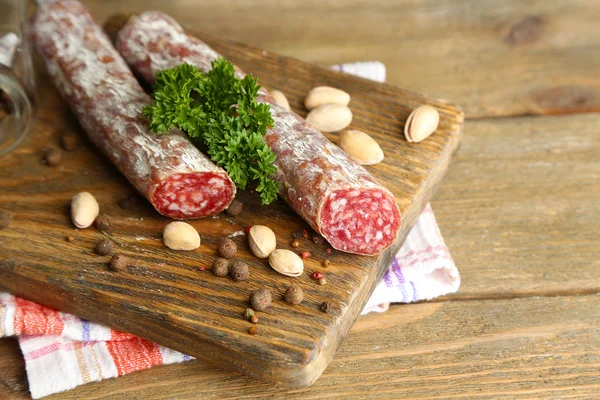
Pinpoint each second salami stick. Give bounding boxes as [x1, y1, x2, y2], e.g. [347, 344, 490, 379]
[33, 1, 235, 219]
[116, 12, 402, 256]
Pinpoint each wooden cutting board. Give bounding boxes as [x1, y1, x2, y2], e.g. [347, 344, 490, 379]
[0, 13, 463, 387]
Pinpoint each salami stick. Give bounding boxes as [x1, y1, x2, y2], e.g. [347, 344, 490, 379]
[33, 1, 235, 219]
[116, 11, 402, 255]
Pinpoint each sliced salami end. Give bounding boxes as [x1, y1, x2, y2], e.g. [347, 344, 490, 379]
[153, 172, 235, 219]
[320, 188, 401, 255]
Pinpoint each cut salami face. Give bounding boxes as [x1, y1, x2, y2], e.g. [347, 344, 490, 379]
[116, 11, 402, 255]
[32, 1, 235, 219]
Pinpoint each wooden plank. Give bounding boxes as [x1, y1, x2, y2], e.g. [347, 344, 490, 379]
[0, 22, 462, 387]
[81, 0, 600, 119]
[3, 295, 599, 399]
[432, 113, 600, 299]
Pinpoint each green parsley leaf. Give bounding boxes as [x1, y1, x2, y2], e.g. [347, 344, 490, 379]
[143, 59, 278, 205]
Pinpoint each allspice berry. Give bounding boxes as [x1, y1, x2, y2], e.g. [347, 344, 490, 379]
[249, 288, 272, 311]
[212, 258, 229, 277]
[95, 214, 112, 231]
[225, 199, 243, 216]
[218, 238, 237, 259]
[322, 259, 331, 268]
[284, 285, 304, 305]
[45, 148, 62, 167]
[230, 261, 249, 281]
[61, 134, 77, 151]
[109, 254, 128, 271]
[248, 326, 257, 335]
[94, 239, 114, 256]
[291, 239, 300, 248]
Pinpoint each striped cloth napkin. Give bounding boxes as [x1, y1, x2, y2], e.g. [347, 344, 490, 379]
[0, 62, 460, 399]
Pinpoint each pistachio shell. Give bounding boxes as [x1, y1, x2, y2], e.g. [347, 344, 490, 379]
[248, 225, 277, 258]
[71, 192, 99, 229]
[305, 86, 350, 110]
[306, 104, 353, 133]
[404, 105, 440, 143]
[270, 90, 290, 110]
[338, 130, 384, 165]
[163, 221, 201, 251]
[269, 249, 304, 277]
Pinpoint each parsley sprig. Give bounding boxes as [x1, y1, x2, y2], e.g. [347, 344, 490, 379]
[142, 59, 278, 205]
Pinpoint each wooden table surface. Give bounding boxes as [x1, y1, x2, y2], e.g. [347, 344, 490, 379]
[2, 0, 599, 398]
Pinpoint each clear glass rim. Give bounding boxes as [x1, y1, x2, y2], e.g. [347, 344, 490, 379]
[0, 72, 33, 156]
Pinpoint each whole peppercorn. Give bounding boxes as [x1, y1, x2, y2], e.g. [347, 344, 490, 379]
[95, 214, 112, 231]
[290, 239, 300, 248]
[225, 199, 243, 216]
[118, 195, 138, 210]
[318, 278, 327, 286]
[212, 258, 229, 277]
[284, 285, 304, 305]
[326, 248, 333, 255]
[292, 230, 303, 239]
[322, 259, 331, 268]
[301, 251, 311, 259]
[0, 210, 11, 229]
[250, 315, 259, 324]
[312, 233, 324, 244]
[61, 134, 77, 151]
[248, 326, 257, 335]
[249, 288, 272, 311]
[95, 239, 113, 256]
[109, 254, 128, 271]
[66, 235, 75, 242]
[230, 261, 249, 281]
[218, 238, 237, 259]
[45, 148, 62, 167]
[243, 308, 255, 320]
[320, 301, 333, 313]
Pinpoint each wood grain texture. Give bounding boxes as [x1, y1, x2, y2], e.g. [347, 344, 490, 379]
[433, 113, 600, 299]
[2, 294, 600, 399]
[0, 22, 462, 386]
[80, 0, 600, 119]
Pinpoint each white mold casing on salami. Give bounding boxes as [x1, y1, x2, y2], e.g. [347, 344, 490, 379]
[116, 11, 402, 255]
[32, 1, 235, 219]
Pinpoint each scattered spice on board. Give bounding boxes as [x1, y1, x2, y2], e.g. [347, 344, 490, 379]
[326, 248, 332, 255]
[109, 254, 128, 271]
[229, 261, 249, 281]
[61, 134, 77, 151]
[318, 278, 327, 286]
[322, 259, 331, 268]
[95, 214, 112, 231]
[243, 308, 255, 320]
[312, 233, 323, 244]
[290, 239, 300, 248]
[218, 237, 237, 259]
[302, 229, 309, 239]
[248, 326, 257, 335]
[212, 258, 229, 277]
[250, 315, 259, 324]
[249, 288, 272, 311]
[320, 301, 333, 313]
[118, 195, 138, 210]
[94, 239, 114, 256]
[301, 251, 311, 259]
[292, 230, 303, 239]
[66, 235, 75, 242]
[284, 285, 304, 305]
[0, 211, 11, 229]
[225, 199, 243, 216]
[198, 265, 209, 271]
[311, 271, 324, 280]
[44, 148, 62, 167]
